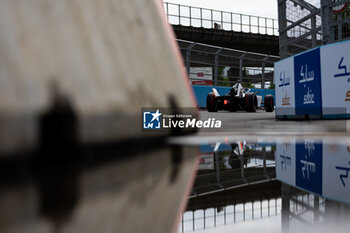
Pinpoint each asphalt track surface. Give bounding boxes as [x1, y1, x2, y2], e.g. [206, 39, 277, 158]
[169, 110, 350, 147]
[197, 109, 350, 137]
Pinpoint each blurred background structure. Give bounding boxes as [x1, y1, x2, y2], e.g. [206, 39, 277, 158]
[163, 2, 280, 88]
[177, 39, 279, 88]
[163, 2, 278, 35]
[278, 0, 350, 59]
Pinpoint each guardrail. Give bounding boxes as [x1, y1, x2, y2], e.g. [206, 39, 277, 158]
[180, 198, 281, 232]
[164, 2, 279, 36]
[177, 39, 280, 88]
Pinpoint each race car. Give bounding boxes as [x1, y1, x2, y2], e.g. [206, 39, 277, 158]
[206, 82, 274, 112]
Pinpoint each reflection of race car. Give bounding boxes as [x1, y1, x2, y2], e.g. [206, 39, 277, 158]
[206, 82, 274, 112]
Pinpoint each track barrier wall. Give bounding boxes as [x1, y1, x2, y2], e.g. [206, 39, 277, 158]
[274, 40, 350, 119]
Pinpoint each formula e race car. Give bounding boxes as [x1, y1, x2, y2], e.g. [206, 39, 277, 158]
[206, 82, 274, 112]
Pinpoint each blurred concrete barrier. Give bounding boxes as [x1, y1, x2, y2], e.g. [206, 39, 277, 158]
[0, 1, 199, 233]
[0, 0, 196, 156]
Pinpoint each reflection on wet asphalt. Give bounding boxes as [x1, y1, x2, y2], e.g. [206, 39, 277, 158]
[176, 139, 350, 233]
[2, 116, 350, 233]
[0, 144, 198, 233]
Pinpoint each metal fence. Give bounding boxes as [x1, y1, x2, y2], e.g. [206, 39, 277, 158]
[278, 0, 323, 58]
[282, 184, 326, 232]
[179, 144, 279, 232]
[278, 0, 350, 59]
[321, 0, 350, 44]
[177, 39, 280, 88]
[164, 2, 279, 36]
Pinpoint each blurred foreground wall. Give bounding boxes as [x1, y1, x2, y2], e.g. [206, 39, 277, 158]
[0, 0, 196, 156]
[0, 0, 198, 233]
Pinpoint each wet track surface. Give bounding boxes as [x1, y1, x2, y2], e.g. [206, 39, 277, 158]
[2, 109, 350, 233]
[198, 110, 348, 136]
[170, 109, 350, 233]
[172, 136, 350, 233]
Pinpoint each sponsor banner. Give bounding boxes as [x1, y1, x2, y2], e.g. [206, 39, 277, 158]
[274, 41, 350, 119]
[274, 40, 350, 118]
[275, 139, 296, 186]
[192, 80, 213, 85]
[321, 41, 350, 116]
[323, 143, 350, 203]
[198, 154, 214, 170]
[276, 140, 350, 204]
[295, 140, 322, 195]
[294, 48, 322, 115]
[189, 67, 213, 85]
[274, 57, 295, 116]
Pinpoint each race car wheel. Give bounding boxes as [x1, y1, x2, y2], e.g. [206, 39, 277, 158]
[264, 95, 274, 112]
[245, 93, 257, 112]
[207, 93, 218, 112]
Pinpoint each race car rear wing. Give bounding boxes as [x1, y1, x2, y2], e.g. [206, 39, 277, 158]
[212, 88, 220, 97]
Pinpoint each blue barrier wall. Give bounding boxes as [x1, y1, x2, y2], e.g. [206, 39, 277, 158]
[274, 40, 350, 119]
[192, 85, 275, 108]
